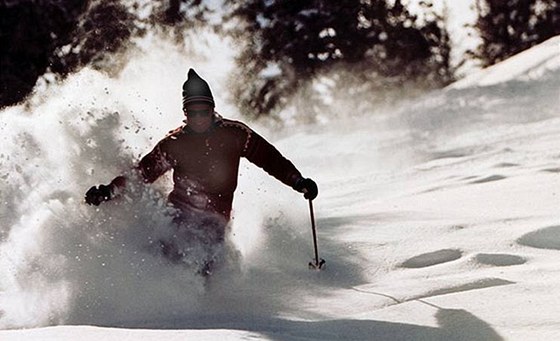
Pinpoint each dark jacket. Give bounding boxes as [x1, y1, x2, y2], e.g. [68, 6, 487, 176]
[136, 114, 302, 219]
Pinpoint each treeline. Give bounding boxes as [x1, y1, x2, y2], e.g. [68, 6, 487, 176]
[0, 0, 210, 107]
[1, 0, 559, 118]
[472, 0, 560, 67]
[223, 0, 453, 120]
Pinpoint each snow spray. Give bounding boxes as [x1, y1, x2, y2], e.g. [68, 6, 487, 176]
[0, 30, 326, 329]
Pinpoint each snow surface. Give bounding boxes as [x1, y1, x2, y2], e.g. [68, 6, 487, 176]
[0, 28, 559, 341]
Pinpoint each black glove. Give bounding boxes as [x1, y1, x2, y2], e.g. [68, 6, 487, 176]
[294, 178, 318, 200]
[85, 184, 112, 206]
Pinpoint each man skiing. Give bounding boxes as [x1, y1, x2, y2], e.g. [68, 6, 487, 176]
[85, 69, 318, 273]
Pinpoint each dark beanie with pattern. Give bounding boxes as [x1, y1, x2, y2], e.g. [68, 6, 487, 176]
[182, 69, 214, 107]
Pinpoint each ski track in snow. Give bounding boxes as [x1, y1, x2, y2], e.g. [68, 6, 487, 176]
[1, 34, 560, 340]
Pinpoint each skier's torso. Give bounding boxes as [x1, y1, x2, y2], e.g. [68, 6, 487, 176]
[161, 119, 250, 218]
[137, 115, 302, 220]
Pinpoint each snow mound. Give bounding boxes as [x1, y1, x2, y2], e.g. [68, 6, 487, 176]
[451, 35, 560, 89]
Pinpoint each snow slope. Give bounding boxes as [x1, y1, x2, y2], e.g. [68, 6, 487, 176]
[0, 33, 559, 340]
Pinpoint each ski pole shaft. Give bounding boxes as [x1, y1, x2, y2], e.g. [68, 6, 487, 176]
[307, 199, 324, 269]
[309, 199, 319, 266]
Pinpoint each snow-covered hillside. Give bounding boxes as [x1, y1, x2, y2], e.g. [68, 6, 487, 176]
[1, 32, 559, 340]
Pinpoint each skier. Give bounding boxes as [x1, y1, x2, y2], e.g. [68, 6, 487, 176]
[85, 69, 318, 274]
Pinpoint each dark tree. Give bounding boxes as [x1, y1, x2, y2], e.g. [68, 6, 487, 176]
[224, 0, 454, 120]
[0, 1, 88, 107]
[50, 1, 139, 77]
[0, 0, 210, 108]
[473, 0, 560, 67]
[533, 1, 560, 40]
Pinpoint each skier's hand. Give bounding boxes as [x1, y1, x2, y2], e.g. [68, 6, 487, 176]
[294, 178, 318, 200]
[85, 184, 112, 206]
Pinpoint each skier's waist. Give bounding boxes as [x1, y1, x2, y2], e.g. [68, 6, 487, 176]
[168, 187, 233, 218]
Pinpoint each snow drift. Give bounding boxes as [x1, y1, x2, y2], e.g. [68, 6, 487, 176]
[1, 32, 559, 340]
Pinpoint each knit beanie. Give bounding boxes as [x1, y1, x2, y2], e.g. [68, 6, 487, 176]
[182, 69, 215, 107]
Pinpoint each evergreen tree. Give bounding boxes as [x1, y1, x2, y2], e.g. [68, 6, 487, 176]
[0, 0, 87, 107]
[0, 0, 210, 108]
[224, 0, 454, 120]
[473, 0, 560, 67]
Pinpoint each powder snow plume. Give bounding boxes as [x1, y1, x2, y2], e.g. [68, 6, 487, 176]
[0, 30, 315, 328]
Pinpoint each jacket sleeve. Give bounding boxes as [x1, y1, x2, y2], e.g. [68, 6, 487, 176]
[243, 130, 302, 188]
[137, 141, 174, 183]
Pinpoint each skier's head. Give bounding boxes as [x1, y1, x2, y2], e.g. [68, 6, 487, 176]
[182, 68, 215, 109]
[183, 69, 214, 133]
[182, 69, 215, 133]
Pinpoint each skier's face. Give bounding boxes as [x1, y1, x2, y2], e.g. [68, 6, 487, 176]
[184, 103, 214, 133]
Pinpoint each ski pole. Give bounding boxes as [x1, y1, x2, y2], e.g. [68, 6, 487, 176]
[308, 199, 325, 270]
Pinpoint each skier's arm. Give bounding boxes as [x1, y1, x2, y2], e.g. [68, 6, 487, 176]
[243, 130, 318, 199]
[85, 141, 173, 205]
[136, 142, 174, 184]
